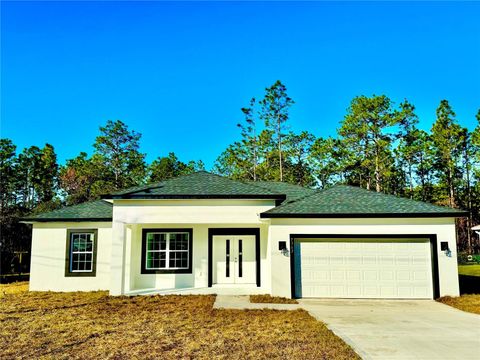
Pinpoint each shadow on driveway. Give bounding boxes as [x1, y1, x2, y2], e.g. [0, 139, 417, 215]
[459, 275, 480, 295]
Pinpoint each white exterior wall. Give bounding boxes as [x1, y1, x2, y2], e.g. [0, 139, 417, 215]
[28, 200, 460, 299]
[268, 217, 460, 298]
[110, 199, 275, 295]
[124, 223, 270, 293]
[29, 222, 112, 292]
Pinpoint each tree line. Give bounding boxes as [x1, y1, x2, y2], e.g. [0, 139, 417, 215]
[214, 81, 480, 253]
[1, 80, 479, 274]
[0, 121, 204, 274]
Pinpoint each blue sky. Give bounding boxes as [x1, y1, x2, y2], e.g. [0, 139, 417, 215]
[2, 1, 479, 169]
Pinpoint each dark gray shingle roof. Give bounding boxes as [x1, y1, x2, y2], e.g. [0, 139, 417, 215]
[260, 185, 467, 218]
[104, 171, 285, 200]
[24, 175, 465, 222]
[248, 181, 316, 201]
[23, 200, 113, 222]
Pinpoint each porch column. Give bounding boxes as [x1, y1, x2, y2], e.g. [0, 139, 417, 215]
[110, 220, 127, 296]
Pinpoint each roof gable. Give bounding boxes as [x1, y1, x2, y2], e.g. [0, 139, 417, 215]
[261, 185, 467, 218]
[104, 171, 285, 200]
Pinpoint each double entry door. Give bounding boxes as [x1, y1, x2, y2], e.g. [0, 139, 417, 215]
[213, 235, 256, 285]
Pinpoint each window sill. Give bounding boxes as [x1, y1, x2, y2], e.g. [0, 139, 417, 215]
[140, 268, 192, 274]
[65, 272, 96, 277]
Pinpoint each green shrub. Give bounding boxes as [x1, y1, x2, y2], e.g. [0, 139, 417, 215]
[458, 253, 480, 265]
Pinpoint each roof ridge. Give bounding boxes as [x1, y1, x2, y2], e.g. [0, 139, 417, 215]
[194, 171, 286, 195]
[103, 171, 286, 199]
[269, 186, 323, 208]
[243, 180, 283, 193]
[249, 179, 314, 189]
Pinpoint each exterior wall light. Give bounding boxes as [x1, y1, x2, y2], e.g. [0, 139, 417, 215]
[441, 241, 452, 257]
[278, 241, 289, 256]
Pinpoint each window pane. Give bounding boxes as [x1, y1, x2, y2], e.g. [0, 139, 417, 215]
[85, 261, 92, 271]
[147, 233, 167, 250]
[169, 251, 188, 268]
[147, 234, 154, 250]
[72, 235, 80, 251]
[71, 253, 80, 271]
[86, 237, 93, 251]
[146, 254, 154, 269]
[146, 251, 167, 269]
[159, 234, 167, 250]
[170, 233, 189, 250]
[77, 260, 85, 271]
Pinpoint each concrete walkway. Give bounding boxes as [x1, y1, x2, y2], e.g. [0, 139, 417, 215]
[299, 299, 480, 360]
[213, 296, 480, 360]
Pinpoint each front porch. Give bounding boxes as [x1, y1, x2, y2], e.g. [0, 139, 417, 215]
[112, 221, 270, 296]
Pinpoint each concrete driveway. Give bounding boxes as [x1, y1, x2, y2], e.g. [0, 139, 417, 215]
[299, 299, 480, 360]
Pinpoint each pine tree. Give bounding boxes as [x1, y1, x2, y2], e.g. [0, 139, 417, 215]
[94, 120, 146, 190]
[431, 100, 463, 207]
[238, 98, 259, 181]
[259, 81, 294, 181]
[339, 95, 399, 192]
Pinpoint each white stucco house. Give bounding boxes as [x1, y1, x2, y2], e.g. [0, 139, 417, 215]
[24, 171, 466, 299]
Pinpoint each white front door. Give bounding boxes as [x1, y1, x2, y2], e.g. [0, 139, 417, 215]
[213, 235, 256, 285]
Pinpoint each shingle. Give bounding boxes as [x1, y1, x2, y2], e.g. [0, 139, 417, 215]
[248, 181, 316, 202]
[261, 185, 467, 218]
[104, 171, 285, 199]
[23, 200, 113, 222]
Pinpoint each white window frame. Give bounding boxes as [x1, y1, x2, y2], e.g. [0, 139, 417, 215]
[70, 232, 95, 273]
[145, 231, 190, 270]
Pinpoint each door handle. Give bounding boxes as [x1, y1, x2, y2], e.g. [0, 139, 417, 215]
[234, 257, 237, 262]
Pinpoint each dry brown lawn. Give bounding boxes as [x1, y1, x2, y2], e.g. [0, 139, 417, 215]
[437, 294, 480, 315]
[250, 294, 299, 304]
[1, 282, 358, 359]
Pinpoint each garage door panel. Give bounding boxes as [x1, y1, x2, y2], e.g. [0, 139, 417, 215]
[396, 270, 411, 280]
[296, 239, 433, 299]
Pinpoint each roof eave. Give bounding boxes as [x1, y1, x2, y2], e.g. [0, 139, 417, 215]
[260, 212, 468, 219]
[103, 194, 286, 200]
[21, 217, 113, 223]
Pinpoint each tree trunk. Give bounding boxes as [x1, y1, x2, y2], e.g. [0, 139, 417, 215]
[374, 140, 381, 192]
[408, 162, 413, 199]
[465, 147, 472, 253]
[253, 129, 257, 181]
[375, 156, 381, 192]
[278, 116, 283, 182]
[448, 167, 455, 207]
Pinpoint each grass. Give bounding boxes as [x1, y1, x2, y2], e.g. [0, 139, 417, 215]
[0, 282, 358, 359]
[458, 264, 480, 277]
[437, 294, 480, 315]
[250, 294, 299, 304]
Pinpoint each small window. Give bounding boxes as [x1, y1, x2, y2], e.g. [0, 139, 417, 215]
[142, 229, 192, 274]
[65, 229, 97, 277]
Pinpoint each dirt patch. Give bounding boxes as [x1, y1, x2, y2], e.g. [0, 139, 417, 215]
[250, 294, 299, 304]
[437, 294, 480, 315]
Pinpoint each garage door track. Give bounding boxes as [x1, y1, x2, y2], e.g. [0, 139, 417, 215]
[300, 299, 480, 360]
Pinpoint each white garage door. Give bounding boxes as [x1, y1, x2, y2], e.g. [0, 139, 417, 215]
[294, 238, 434, 299]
